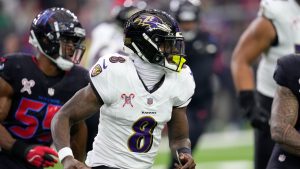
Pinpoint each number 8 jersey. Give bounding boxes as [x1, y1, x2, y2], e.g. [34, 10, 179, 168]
[87, 53, 195, 169]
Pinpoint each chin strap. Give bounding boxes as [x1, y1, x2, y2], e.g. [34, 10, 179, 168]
[131, 42, 150, 63]
[55, 56, 74, 71]
[163, 55, 186, 72]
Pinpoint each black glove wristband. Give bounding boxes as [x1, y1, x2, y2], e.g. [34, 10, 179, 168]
[238, 90, 256, 117]
[11, 140, 30, 160]
[238, 90, 255, 108]
[177, 147, 192, 155]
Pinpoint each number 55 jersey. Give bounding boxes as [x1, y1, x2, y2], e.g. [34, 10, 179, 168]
[0, 53, 89, 146]
[87, 54, 195, 169]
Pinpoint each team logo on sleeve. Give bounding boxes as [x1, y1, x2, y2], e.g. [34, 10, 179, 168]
[102, 59, 108, 69]
[20, 78, 35, 95]
[121, 93, 135, 107]
[91, 64, 102, 77]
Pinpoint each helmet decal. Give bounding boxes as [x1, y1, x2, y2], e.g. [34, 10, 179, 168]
[134, 15, 171, 33]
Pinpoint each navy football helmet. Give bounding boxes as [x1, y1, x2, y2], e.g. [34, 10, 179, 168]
[172, 0, 201, 23]
[124, 9, 186, 72]
[29, 7, 86, 70]
[112, 0, 147, 27]
[115, 6, 141, 27]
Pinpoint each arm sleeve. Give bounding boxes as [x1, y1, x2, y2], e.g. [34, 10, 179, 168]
[89, 56, 114, 104]
[258, 0, 275, 19]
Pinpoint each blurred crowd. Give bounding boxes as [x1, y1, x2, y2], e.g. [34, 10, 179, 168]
[0, 0, 260, 131]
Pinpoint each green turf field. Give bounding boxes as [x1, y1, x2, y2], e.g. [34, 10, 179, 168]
[47, 129, 254, 169]
[153, 145, 253, 169]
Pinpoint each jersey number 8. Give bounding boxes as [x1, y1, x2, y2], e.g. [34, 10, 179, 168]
[128, 116, 158, 153]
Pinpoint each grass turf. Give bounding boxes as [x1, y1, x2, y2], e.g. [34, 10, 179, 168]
[47, 145, 253, 169]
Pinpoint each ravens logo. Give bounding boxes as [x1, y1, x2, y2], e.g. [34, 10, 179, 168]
[91, 64, 102, 77]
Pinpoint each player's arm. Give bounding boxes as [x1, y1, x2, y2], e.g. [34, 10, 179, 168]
[0, 77, 14, 150]
[168, 106, 196, 169]
[51, 83, 102, 166]
[0, 79, 56, 166]
[69, 120, 87, 162]
[231, 16, 276, 91]
[231, 16, 277, 129]
[270, 85, 300, 156]
[0, 77, 58, 168]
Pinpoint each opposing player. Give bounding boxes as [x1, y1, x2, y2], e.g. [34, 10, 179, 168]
[231, 0, 300, 168]
[267, 54, 300, 169]
[51, 9, 196, 169]
[0, 7, 89, 169]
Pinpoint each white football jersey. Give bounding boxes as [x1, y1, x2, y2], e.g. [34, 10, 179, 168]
[256, 0, 300, 97]
[86, 53, 195, 169]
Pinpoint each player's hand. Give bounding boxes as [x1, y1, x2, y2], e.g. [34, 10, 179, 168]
[11, 140, 58, 168]
[62, 156, 90, 169]
[25, 145, 58, 167]
[174, 153, 196, 169]
[238, 90, 270, 130]
[247, 105, 270, 129]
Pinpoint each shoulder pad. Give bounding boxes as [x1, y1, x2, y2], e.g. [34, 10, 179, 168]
[173, 65, 195, 107]
[273, 54, 300, 86]
[258, 0, 290, 19]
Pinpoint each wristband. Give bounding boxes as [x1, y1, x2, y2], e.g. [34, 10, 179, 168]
[177, 147, 192, 155]
[238, 90, 256, 117]
[58, 147, 74, 162]
[10, 140, 29, 159]
[238, 90, 255, 106]
[176, 147, 192, 166]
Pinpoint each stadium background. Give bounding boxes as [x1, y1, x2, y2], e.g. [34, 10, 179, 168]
[1, 0, 260, 168]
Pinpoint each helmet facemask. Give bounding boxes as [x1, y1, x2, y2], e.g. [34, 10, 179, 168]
[152, 32, 186, 72]
[130, 30, 186, 72]
[58, 35, 86, 65]
[47, 22, 86, 71]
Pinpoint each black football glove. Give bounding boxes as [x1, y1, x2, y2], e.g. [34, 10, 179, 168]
[238, 90, 270, 130]
[11, 140, 58, 168]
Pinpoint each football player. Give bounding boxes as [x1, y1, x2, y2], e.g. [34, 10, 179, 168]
[51, 9, 196, 169]
[168, 1, 220, 168]
[267, 53, 300, 169]
[85, 3, 144, 154]
[0, 7, 89, 169]
[231, 0, 300, 169]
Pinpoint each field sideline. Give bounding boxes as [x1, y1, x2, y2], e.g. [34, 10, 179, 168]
[48, 129, 254, 169]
